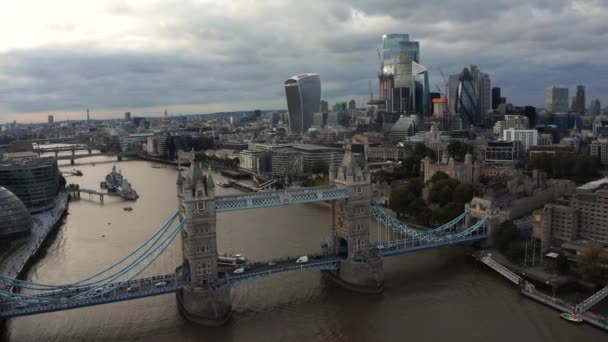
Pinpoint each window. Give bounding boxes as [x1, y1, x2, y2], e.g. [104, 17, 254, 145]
[197, 190, 203, 197]
[196, 261, 211, 276]
[195, 202, 207, 211]
[198, 244, 211, 253]
[356, 223, 363, 231]
[356, 186, 363, 194]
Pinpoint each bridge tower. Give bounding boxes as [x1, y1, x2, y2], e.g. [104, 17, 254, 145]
[328, 145, 384, 293]
[175, 154, 231, 326]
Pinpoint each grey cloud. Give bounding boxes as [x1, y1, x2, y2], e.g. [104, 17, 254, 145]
[1, 0, 607, 118]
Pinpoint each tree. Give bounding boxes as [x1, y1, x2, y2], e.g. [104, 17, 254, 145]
[494, 220, 519, 252]
[453, 184, 474, 204]
[430, 170, 450, 183]
[447, 141, 474, 161]
[312, 160, 329, 175]
[576, 242, 607, 281]
[413, 142, 433, 160]
[556, 253, 570, 275]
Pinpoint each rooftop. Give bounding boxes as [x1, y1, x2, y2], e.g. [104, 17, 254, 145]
[291, 144, 342, 152]
[577, 177, 608, 191]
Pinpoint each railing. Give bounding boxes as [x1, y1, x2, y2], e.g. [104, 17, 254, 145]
[576, 284, 608, 313]
[215, 186, 349, 212]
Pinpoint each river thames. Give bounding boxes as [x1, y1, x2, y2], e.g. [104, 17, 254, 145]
[4, 155, 607, 341]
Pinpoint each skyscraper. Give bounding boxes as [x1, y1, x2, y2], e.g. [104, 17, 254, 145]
[47, 115, 54, 124]
[492, 87, 501, 110]
[455, 67, 478, 127]
[449, 65, 490, 125]
[470, 65, 491, 125]
[379, 34, 429, 116]
[590, 99, 602, 116]
[573, 85, 586, 114]
[546, 87, 569, 113]
[348, 99, 356, 113]
[320, 100, 329, 113]
[284, 73, 321, 135]
[448, 74, 460, 114]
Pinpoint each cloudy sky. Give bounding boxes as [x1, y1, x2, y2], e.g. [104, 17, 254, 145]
[1, 0, 607, 123]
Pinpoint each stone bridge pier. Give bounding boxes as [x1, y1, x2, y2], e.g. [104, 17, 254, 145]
[326, 145, 384, 293]
[176, 157, 231, 326]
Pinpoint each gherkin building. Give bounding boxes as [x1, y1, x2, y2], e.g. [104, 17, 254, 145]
[0, 185, 32, 238]
[455, 67, 478, 127]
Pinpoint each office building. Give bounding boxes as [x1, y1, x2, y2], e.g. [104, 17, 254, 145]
[450, 65, 490, 126]
[492, 115, 529, 135]
[471, 65, 491, 125]
[535, 178, 608, 250]
[291, 144, 343, 175]
[124, 112, 132, 121]
[389, 115, 418, 140]
[573, 85, 585, 114]
[448, 74, 459, 114]
[0, 185, 32, 238]
[379, 34, 429, 116]
[284, 74, 321, 135]
[320, 100, 329, 113]
[455, 67, 478, 127]
[485, 141, 522, 163]
[546, 87, 569, 113]
[47, 115, 54, 124]
[491, 87, 501, 110]
[503, 128, 538, 152]
[348, 99, 356, 113]
[0, 158, 60, 213]
[590, 98, 602, 116]
[590, 139, 608, 165]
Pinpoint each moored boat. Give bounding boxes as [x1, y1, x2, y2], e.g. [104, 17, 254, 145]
[560, 312, 583, 323]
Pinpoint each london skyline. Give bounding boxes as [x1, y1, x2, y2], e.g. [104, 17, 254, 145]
[1, 0, 607, 123]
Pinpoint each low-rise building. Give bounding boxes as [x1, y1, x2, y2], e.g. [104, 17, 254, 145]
[533, 178, 608, 252]
[484, 141, 522, 163]
[503, 128, 538, 152]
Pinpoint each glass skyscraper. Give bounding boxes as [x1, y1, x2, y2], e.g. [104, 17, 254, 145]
[380, 34, 429, 116]
[456, 67, 478, 127]
[284, 74, 321, 135]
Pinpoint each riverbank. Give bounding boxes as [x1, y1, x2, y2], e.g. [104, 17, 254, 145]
[0, 192, 69, 284]
[476, 251, 608, 331]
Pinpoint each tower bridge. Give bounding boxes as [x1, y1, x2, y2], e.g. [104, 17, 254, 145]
[0, 147, 495, 325]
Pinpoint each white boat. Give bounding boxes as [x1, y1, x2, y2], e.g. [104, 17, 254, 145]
[216, 179, 233, 188]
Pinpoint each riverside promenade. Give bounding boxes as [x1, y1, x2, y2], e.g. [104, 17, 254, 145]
[0, 192, 68, 283]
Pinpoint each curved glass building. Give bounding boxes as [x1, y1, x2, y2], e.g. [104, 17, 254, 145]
[0, 158, 60, 212]
[0, 185, 32, 238]
[285, 74, 321, 135]
[456, 67, 478, 127]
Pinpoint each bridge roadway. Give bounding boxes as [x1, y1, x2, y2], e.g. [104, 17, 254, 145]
[376, 233, 488, 257]
[0, 254, 342, 319]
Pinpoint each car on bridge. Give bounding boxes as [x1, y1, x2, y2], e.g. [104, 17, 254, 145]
[16, 302, 29, 310]
[155, 281, 168, 288]
[233, 267, 245, 274]
[127, 285, 140, 293]
[296, 256, 308, 264]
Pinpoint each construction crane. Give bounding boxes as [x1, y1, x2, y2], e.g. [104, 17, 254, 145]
[369, 80, 374, 103]
[438, 68, 449, 113]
